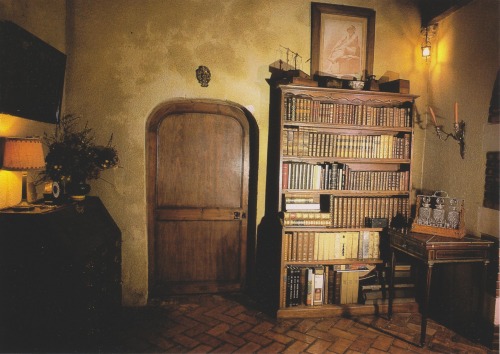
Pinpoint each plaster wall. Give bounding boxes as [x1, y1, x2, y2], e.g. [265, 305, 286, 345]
[422, 0, 499, 235]
[0, 0, 427, 306]
[0, 0, 66, 208]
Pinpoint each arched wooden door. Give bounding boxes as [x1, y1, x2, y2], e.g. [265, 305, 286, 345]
[147, 99, 252, 296]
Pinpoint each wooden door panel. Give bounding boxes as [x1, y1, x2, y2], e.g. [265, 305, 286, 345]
[157, 113, 243, 208]
[147, 100, 250, 296]
[155, 221, 241, 282]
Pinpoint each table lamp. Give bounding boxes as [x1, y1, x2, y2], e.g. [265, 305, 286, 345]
[1, 137, 45, 211]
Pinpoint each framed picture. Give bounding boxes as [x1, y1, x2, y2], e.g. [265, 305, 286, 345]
[311, 3, 375, 79]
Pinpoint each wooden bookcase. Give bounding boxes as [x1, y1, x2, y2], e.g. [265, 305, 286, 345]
[268, 84, 419, 318]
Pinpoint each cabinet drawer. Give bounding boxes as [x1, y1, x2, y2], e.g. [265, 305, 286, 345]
[391, 233, 426, 257]
[433, 249, 490, 261]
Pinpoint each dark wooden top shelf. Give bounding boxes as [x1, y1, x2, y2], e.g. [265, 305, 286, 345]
[279, 84, 419, 102]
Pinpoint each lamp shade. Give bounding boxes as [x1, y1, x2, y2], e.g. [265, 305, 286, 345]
[2, 137, 45, 171]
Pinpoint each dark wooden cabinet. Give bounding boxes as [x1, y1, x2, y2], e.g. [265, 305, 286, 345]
[0, 197, 121, 352]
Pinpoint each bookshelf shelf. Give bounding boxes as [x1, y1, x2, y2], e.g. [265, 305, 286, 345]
[282, 157, 411, 164]
[277, 302, 419, 319]
[283, 259, 384, 266]
[282, 226, 384, 232]
[283, 190, 410, 196]
[269, 83, 418, 318]
[283, 121, 413, 134]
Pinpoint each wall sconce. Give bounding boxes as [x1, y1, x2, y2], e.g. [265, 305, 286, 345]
[421, 43, 431, 59]
[421, 24, 438, 60]
[429, 103, 466, 159]
[1, 137, 45, 210]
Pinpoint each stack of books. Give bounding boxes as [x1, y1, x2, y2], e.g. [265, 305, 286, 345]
[359, 264, 415, 305]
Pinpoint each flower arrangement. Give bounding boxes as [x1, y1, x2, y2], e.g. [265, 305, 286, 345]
[39, 114, 119, 184]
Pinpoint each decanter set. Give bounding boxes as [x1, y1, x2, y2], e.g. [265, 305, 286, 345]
[416, 192, 462, 230]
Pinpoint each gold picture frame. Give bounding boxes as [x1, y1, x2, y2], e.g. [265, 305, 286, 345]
[311, 3, 375, 79]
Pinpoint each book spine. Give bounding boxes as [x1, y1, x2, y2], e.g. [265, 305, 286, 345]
[306, 268, 313, 306]
[282, 162, 289, 190]
[313, 266, 324, 306]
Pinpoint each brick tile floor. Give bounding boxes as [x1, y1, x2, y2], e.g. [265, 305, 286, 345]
[98, 293, 497, 354]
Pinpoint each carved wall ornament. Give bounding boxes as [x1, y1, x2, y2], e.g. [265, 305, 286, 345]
[196, 65, 211, 87]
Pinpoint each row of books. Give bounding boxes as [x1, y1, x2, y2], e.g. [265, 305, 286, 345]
[284, 96, 412, 127]
[285, 264, 376, 307]
[283, 231, 380, 262]
[282, 197, 409, 227]
[282, 128, 411, 159]
[284, 194, 319, 204]
[284, 194, 323, 212]
[283, 212, 331, 226]
[330, 196, 409, 228]
[285, 264, 415, 308]
[346, 170, 410, 191]
[282, 161, 409, 191]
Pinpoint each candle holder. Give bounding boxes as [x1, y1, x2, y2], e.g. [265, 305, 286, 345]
[435, 120, 465, 159]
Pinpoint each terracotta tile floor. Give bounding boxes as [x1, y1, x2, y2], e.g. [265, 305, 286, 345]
[98, 293, 497, 354]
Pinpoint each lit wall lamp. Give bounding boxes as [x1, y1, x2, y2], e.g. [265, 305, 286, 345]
[1, 137, 45, 210]
[421, 24, 438, 60]
[428, 103, 466, 159]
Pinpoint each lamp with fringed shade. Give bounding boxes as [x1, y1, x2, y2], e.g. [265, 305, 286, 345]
[1, 137, 45, 210]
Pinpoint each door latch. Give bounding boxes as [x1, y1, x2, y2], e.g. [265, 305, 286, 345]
[234, 212, 246, 220]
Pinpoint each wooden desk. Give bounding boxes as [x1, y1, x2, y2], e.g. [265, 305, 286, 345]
[387, 229, 493, 347]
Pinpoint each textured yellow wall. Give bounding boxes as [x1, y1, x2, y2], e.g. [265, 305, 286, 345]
[64, 0, 425, 306]
[1, 0, 429, 306]
[422, 0, 499, 235]
[0, 0, 66, 207]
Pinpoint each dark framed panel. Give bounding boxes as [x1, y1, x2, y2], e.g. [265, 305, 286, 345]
[311, 2, 375, 79]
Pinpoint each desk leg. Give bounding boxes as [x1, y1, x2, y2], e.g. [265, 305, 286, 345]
[480, 261, 489, 322]
[388, 249, 396, 319]
[420, 262, 434, 347]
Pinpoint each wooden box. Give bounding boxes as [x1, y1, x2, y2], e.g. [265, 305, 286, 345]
[411, 193, 466, 238]
[379, 79, 410, 94]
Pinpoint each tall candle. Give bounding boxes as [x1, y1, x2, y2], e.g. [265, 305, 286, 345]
[429, 106, 437, 126]
[454, 102, 458, 124]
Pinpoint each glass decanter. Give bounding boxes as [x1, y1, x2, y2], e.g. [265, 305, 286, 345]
[418, 196, 432, 225]
[447, 198, 460, 229]
[431, 197, 445, 227]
